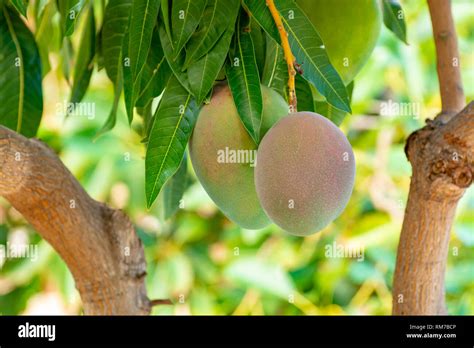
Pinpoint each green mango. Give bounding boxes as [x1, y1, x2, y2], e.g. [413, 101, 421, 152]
[190, 83, 288, 229]
[296, 0, 382, 84]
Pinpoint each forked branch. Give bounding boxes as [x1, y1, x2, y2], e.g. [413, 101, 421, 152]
[0, 126, 152, 315]
[392, 0, 470, 315]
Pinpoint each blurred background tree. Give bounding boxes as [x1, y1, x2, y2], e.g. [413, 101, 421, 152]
[0, 0, 473, 315]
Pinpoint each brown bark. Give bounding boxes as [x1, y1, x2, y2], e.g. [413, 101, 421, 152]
[392, 0, 471, 315]
[0, 126, 152, 315]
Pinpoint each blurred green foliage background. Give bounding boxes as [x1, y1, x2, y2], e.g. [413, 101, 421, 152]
[0, 0, 473, 315]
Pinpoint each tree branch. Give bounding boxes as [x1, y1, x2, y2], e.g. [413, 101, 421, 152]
[0, 126, 151, 315]
[392, 0, 470, 315]
[428, 0, 465, 120]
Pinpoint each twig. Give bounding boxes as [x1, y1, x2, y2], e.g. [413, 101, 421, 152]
[266, 0, 297, 112]
[150, 299, 173, 306]
[428, 0, 465, 120]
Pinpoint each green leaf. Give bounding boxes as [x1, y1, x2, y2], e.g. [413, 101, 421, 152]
[382, 0, 408, 44]
[101, 0, 132, 131]
[160, 0, 172, 45]
[159, 22, 192, 92]
[59, 37, 73, 84]
[126, 0, 160, 122]
[162, 152, 189, 219]
[129, 0, 160, 82]
[314, 81, 354, 126]
[58, 0, 86, 37]
[250, 19, 266, 76]
[9, 0, 27, 17]
[188, 26, 234, 104]
[226, 17, 263, 144]
[182, 0, 239, 69]
[96, 65, 122, 138]
[122, 29, 134, 122]
[241, 0, 279, 41]
[69, 6, 95, 106]
[33, 0, 50, 20]
[171, 0, 207, 57]
[35, 1, 57, 77]
[243, 0, 351, 113]
[145, 76, 199, 208]
[295, 74, 314, 112]
[0, 7, 43, 137]
[262, 33, 287, 99]
[102, 0, 132, 85]
[136, 27, 172, 108]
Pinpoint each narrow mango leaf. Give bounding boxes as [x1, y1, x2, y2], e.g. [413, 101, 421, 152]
[0, 7, 43, 137]
[243, 0, 351, 113]
[161, 0, 172, 45]
[262, 34, 287, 99]
[136, 26, 172, 108]
[183, 0, 239, 69]
[188, 26, 234, 104]
[382, 0, 408, 44]
[10, 0, 27, 17]
[69, 6, 95, 106]
[129, 0, 160, 82]
[122, 30, 134, 123]
[58, 0, 86, 37]
[145, 76, 199, 208]
[100, 0, 132, 132]
[226, 18, 263, 144]
[159, 22, 192, 93]
[33, 0, 49, 20]
[126, 0, 160, 122]
[96, 65, 122, 137]
[162, 152, 189, 220]
[35, 1, 57, 77]
[314, 81, 354, 126]
[295, 74, 314, 112]
[171, 0, 207, 57]
[250, 19, 266, 76]
[102, 0, 132, 84]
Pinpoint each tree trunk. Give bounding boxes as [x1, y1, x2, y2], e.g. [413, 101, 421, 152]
[392, 0, 472, 315]
[0, 126, 152, 315]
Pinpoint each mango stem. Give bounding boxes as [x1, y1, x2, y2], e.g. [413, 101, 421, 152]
[266, 0, 297, 113]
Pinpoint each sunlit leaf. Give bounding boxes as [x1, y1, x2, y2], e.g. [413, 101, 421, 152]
[382, 0, 408, 44]
[35, 1, 57, 77]
[69, 6, 95, 106]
